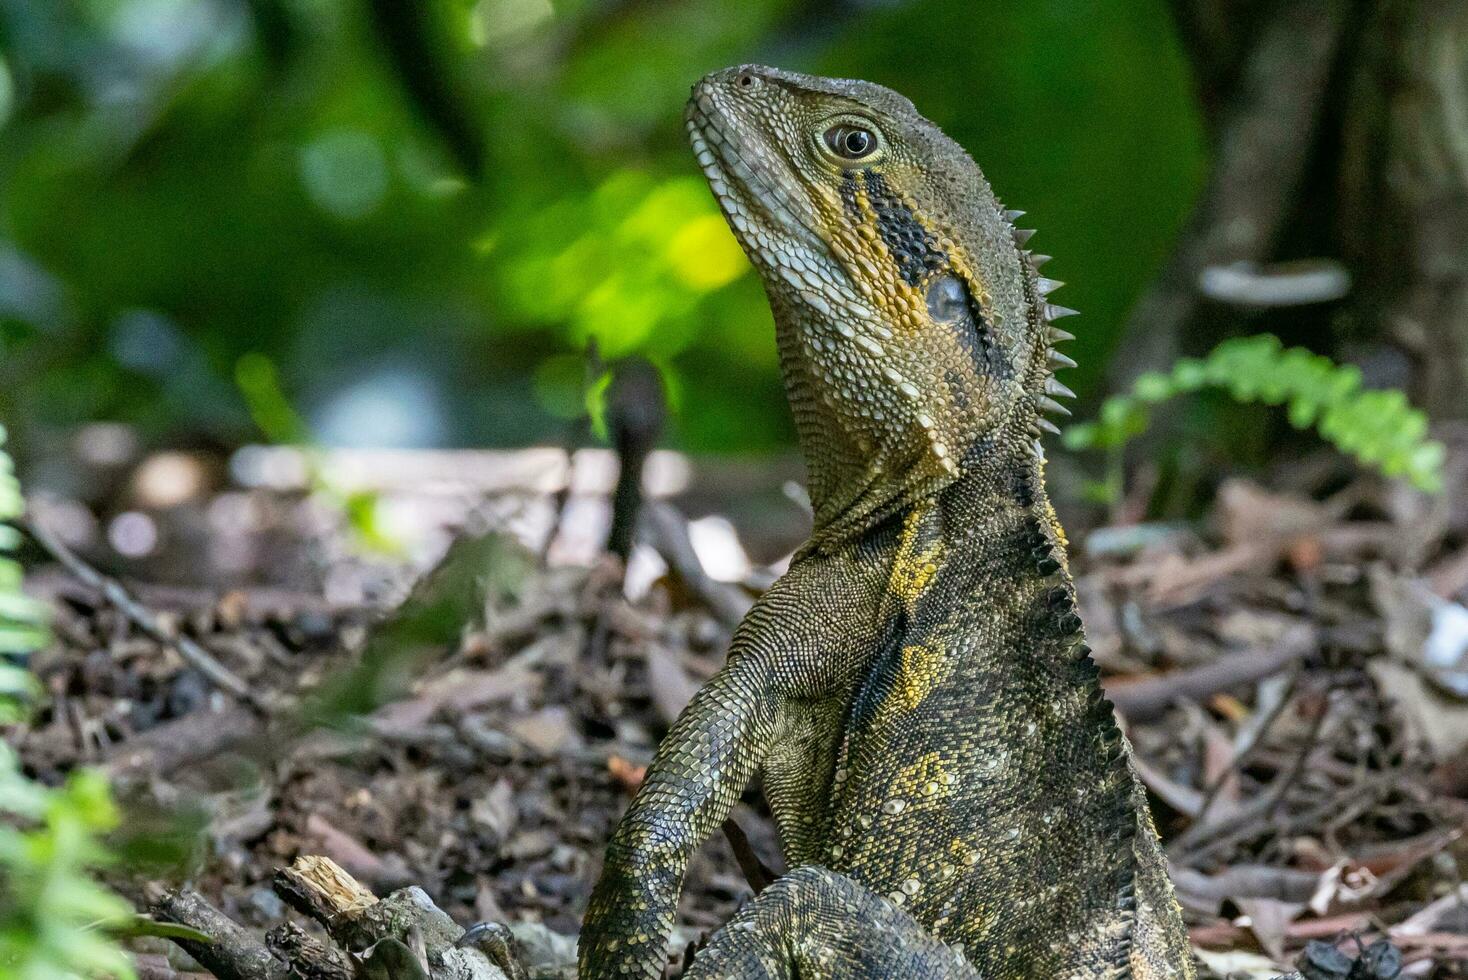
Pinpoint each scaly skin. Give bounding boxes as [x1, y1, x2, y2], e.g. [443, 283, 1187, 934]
[577, 65, 1196, 979]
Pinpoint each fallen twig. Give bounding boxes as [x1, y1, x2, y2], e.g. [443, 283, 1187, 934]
[1109, 629, 1315, 723]
[1191, 670, 1300, 829]
[721, 816, 779, 895]
[643, 501, 753, 627]
[149, 887, 288, 980]
[23, 515, 259, 706]
[1171, 862, 1321, 908]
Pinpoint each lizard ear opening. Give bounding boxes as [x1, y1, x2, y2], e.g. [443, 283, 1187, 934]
[925, 275, 968, 322]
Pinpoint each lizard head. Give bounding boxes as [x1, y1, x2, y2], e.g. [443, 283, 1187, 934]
[687, 65, 1074, 536]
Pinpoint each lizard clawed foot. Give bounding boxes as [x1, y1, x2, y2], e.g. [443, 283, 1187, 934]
[458, 921, 531, 980]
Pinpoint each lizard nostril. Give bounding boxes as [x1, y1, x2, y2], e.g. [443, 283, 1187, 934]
[736, 72, 761, 90]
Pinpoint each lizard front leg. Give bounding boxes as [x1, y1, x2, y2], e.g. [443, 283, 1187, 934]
[578, 554, 880, 979]
[578, 654, 780, 978]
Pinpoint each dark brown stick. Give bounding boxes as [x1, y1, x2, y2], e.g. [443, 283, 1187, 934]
[1107, 634, 1315, 723]
[150, 888, 288, 980]
[1191, 668, 1301, 827]
[721, 817, 779, 895]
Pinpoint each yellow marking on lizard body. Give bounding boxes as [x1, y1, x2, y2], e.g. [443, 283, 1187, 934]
[889, 506, 943, 610]
[888, 750, 956, 803]
[1043, 499, 1070, 552]
[895, 640, 949, 711]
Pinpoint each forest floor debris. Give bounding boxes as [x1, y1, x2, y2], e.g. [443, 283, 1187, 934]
[7, 447, 1468, 977]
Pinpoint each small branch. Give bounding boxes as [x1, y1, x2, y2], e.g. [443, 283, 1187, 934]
[721, 817, 779, 895]
[1171, 861, 1321, 907]
[22, 514, 259, 706]
[642, 501, 754, 627]
[1265, 687, 1332, 821]
[1191, 668, 1301, 827]
[271, 856, 509, 979]
[150, 888, 289, 980]
[265, 922, 354, 980]
[273, 854, 380, 928]
[1108, 631, 1315, 723]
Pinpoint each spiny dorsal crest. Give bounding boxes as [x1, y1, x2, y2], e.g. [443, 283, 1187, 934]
[999, 203, 1078, 460]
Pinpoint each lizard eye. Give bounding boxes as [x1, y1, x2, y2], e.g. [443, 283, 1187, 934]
[822, 123, 880, 162]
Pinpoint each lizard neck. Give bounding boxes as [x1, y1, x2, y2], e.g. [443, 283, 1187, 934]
[790, 329, 1053, 559]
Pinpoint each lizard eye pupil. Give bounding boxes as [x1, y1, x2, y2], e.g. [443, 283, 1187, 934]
[824, 125, 877, 160]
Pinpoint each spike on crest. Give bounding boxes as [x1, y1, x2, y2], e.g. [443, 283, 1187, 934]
[1045, 378, 1076, 399]
[1038, 396, 1071, 417]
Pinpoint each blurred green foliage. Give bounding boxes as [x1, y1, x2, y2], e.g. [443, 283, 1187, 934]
[0, 0, 1206, 456]
[0, 421, 135, 979]
[0, 424, 46, 717]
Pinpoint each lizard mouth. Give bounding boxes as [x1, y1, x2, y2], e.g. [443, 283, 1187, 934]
[684, 89, 834, 263]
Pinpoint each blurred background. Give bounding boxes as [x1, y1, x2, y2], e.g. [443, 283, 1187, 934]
[0, 0, 1208, 461]
[5, 0, 1462, 532]
[0, 0, 1463, 603]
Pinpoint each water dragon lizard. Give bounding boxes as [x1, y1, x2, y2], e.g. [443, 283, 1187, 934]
[571, 65, 1197, 979]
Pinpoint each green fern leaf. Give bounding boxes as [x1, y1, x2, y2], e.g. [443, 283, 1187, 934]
[1064, 334, 1445, 494]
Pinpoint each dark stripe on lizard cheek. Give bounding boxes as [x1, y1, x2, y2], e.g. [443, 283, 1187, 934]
[863, 170, 946, 287]
[840, 170, 862, 225]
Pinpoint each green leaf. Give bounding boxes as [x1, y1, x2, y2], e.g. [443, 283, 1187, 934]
[104, 914, 214, 944]
[0, 419, 133, 979]
[585, 368, 613, 443]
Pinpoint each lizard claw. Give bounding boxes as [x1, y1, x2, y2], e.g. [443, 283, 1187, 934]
[458, 921, 531, 980]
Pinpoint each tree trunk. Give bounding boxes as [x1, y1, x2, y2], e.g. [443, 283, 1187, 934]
[1340, 0, 1468, 419]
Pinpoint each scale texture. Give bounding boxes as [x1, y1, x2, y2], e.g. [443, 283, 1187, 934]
[577, 65, 1197, 979]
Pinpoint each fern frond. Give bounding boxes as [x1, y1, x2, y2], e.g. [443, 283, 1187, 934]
[1064, 335, 1445, 493]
